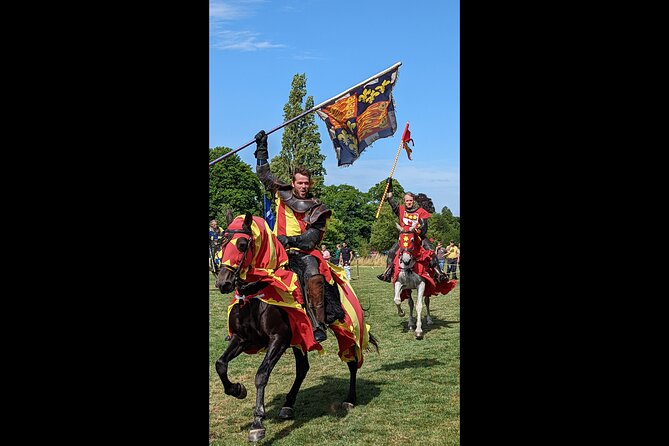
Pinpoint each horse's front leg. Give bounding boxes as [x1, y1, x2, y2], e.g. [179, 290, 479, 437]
[393, 281, 403, 306]
[343, 357, 358, 410]
[396, 301, 405, 317]
[215, 334, 247, 399]
[425, 295, 433, 325]
[249, 336, 289, 443]
[279, 347, 310, 420]
[414, 281, 426, 339]
[407, 295, 415, 331]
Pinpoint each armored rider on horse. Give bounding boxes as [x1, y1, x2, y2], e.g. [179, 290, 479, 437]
[377, 178, 448, 284]
[253, 130, 333, 342]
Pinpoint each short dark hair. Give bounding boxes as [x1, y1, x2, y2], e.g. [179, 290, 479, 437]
[291, 166, 311, 181]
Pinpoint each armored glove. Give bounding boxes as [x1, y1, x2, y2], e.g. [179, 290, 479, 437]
[254, 130, 268, 160]
[277, 235, 290, 248]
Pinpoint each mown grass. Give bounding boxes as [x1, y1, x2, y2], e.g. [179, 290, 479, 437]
[209, 266, 460, 445]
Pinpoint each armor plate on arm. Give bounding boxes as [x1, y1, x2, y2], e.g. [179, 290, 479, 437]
[284, 227, 323, 251]
[388, 196, 400, 217]
[304, 204, 331, 230]
[257, 163, 292, 194]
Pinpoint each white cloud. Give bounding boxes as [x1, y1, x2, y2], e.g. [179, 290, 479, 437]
[211, 30, 285, 51]
[210, 1, 248, 20]
[210, 1, 284, 51]
[293, 51, 325, 60]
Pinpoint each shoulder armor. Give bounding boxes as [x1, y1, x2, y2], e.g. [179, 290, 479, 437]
[279, 190, 322, 213]
[304, 203, 332, 227]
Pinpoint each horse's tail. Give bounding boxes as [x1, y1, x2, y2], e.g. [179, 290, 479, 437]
[366, 332, 380, 354]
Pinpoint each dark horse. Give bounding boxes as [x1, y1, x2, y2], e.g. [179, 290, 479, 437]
[214, 213, 378, 442]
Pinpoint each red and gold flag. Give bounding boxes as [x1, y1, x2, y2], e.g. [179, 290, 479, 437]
[316, 66, 399, 167]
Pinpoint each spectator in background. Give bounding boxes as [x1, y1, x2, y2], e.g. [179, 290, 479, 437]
[445, 240, 460, 280]
[457, 242, 461, 274]
[340, 242, 353, 280]
[333, 243, 342, 266]
[209, 219, 223, 269]
[321, 244, 331, 263]
[435, 241, 446, 271]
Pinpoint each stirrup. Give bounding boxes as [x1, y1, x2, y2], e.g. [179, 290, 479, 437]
[314, 327, 327, 342]
[377, 274, 391, 283]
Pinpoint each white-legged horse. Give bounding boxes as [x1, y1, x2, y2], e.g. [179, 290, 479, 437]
[392, 222, 433, 339]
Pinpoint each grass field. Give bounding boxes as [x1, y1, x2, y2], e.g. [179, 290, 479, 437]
[209, 265, 460, 445]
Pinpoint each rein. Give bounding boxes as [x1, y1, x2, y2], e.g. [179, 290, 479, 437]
[221, 228, 254, 286]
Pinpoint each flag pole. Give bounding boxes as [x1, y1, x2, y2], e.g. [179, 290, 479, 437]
[375, 121, 409, 219]
[210, 62, 403, 167]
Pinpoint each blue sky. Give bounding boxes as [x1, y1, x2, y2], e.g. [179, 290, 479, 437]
[210, 0, 459, 216]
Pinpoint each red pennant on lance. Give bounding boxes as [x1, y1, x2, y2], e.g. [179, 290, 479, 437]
[401, 122, 414, 160]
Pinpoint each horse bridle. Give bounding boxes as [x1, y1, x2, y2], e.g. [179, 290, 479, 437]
[220, 228, 254, 285]
[398, 229, 418, 270]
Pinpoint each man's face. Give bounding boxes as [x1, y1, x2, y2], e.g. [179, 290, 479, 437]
[211, 220, 218, 229]
[404, 194, 414, 208]
[292, 173, 311, 199]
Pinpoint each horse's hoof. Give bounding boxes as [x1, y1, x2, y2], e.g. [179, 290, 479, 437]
[397, 309, 405, 317]
[342, 402, 355, 411]
[278, 406, 294, 419]
[248, 428, 265, 442]
[426, 317, 433, 325]
[415, 332, 424, 339]
[237, 383, 247, 399]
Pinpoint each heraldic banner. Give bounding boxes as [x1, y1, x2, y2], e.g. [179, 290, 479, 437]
[316, 66, 399, 167]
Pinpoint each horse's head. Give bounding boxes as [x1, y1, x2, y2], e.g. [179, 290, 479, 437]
[395, 220, 420, 272]
[215, 212, 288, 295]
[215, 213, 254, 294]
[398, 250, 415, 272]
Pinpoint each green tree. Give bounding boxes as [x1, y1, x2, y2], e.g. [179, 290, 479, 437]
[321, 184, 375, 249]
[209, 147, 263, 224]
[367, 178, 406, 204]
[367, 178, 406, 252]
[321, 215, 345, 250]
[271, 73, 326, 196]
[425, 206, 460, 244]
[369, 204, 400, 252]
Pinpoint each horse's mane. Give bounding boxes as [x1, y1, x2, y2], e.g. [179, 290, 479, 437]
[414, 193, 435, 213]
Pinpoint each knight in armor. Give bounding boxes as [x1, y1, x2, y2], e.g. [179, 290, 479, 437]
[377, 178, 448, 283]
[253, 130, 331, 342]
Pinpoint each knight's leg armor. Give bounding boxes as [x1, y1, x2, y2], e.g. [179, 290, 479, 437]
[306, 275, 327, 342]
[377, 242, 399, 282]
